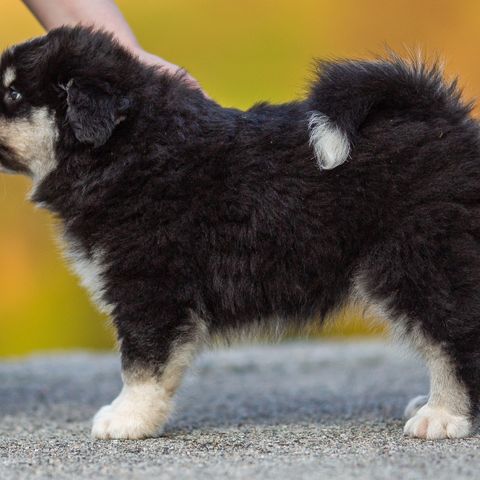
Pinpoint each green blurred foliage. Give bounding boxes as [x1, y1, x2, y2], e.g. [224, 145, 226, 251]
[0, 0, 479, 355]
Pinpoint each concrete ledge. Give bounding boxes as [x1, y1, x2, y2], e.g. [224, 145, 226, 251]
[0, 341, 478, 479]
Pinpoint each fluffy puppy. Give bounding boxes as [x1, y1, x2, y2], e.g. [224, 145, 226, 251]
[0, 26, 479, 441]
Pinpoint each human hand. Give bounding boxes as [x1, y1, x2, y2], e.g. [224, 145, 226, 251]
[22, 0, 209, 97]
[134, 48, 207, 97]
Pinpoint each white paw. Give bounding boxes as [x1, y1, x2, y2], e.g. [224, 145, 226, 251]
[403, 404, 471, 440]
[91, 381, 171, 440]
[92, 403, 164, 440]
[404, 395, 428, 419]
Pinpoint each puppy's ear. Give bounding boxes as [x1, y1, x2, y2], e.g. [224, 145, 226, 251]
[65, 79, 131, 148]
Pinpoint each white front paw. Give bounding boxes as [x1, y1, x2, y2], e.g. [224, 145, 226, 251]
[92, 380, 172, 440]
[92, 402, 164, 440]
[403, 404, 471, 440]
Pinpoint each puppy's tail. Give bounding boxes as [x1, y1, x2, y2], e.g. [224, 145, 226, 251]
[308, 54, 473, 170]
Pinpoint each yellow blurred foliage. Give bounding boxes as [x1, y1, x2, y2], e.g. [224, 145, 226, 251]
[0, 1, 479, 355]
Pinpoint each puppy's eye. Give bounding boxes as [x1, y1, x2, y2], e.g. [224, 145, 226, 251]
[6, 86, 22, 103]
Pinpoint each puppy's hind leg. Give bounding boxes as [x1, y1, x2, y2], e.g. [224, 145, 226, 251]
[355, 214, 480, 439]
[92, 310, 207, 440]
[401, 333, 472, 440]
[356, 278, 474, 440]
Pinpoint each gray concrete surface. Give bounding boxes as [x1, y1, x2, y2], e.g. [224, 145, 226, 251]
[0, 340, 478, 479]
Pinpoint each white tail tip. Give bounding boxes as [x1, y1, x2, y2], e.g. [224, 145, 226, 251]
[308, 112, 350, 170]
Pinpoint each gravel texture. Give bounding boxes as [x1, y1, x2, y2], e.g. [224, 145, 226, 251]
[0, 340, 478, 479]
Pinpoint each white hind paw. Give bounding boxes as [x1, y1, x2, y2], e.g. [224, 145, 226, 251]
[403, 404, 471, 440]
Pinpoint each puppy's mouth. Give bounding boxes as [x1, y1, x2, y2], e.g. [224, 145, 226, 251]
[0, 144, 29, 174]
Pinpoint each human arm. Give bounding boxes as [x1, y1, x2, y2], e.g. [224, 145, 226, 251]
[22, 0, 204, 91]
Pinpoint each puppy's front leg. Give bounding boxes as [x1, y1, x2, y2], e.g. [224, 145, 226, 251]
[92, 314, 206, 440]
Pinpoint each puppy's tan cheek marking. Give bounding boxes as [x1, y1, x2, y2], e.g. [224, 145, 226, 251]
[0, 107, 59, 182]
[2, 67, 16, 88]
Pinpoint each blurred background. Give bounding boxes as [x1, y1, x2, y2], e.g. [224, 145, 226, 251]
[0, 0, 479, 356]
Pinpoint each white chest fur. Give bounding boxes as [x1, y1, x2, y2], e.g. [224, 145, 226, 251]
[60, 235, 114, 316]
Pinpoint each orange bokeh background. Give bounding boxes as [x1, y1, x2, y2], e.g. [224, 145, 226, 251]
[0, 0, 479, 355]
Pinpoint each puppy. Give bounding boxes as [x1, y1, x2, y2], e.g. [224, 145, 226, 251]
[0, 26, 479, 441]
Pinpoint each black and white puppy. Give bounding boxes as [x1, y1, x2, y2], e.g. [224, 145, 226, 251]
[1, 26, 479, 440]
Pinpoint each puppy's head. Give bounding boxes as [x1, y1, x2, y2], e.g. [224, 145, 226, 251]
[0, 27, 135, 181]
